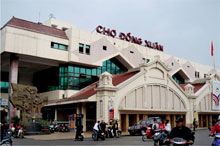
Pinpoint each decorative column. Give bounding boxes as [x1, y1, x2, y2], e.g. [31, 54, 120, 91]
[8, 55, 19, 120]
[165, 114, 171, 122]
[54, 108, 57, 121]
[76, 103, 81, 114]
[82, 102, 86, 131]
[95, 72, 117, 123]
[125, 114, 129, 132]
[184, 84, 195, 128]
[143, 115, 148, 120]
[136, 114, 140, 123]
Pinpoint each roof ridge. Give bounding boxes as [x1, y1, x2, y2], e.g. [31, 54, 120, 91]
[8, 17, 65, 32]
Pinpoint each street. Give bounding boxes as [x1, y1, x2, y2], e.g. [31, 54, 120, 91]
[13, 129, 213, 146]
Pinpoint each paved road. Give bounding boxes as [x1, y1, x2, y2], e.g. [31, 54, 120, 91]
[13, 129, 213, 146]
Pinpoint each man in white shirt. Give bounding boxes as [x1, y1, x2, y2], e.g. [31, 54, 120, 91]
[165, 120, 171, 133]
[93, 121, 100, 131]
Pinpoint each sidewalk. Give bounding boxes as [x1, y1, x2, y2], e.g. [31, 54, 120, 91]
[25, 131, 92, 140]
[25, 131, 129, 140]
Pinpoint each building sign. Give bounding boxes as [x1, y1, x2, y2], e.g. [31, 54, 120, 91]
[96, 25, 163, 51]
[212, 81, 220, 111]
[109, 104, 114, 120]
[0, 98, 8, 106]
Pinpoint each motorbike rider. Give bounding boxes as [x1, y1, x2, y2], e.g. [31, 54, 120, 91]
[75, 124, 83, 140]
[210, 115, 220, 136]
[168, 117, 194, 145]
[93, 121, 101, 136]
[151, 118, 159, 135]
[165, 120, 171, 133]
[100, 120, 106, 136]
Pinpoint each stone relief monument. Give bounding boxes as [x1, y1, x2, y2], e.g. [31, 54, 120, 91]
[11, 83, 48, 123]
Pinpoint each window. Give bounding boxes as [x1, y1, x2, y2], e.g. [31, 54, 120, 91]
[204, 74, 208, 78]
[103, 46, 107, 50]
[171, 62, 174, 66]
[195, 71, 200, 78]
[86, 45, 90, 54]
[146, 59, 150, 63]
[79, 43, 84, 53]
[130, 51, 134, 54]
[51, 42, 68, 51]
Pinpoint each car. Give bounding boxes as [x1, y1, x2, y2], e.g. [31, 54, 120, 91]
[128, 117, 161, 136]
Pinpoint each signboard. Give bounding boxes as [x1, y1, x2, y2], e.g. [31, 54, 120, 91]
[109, 104, 114, 120]
[0, 98, 8, 106]
[212, 81, 220, 111]
[96, 25, 164, 51]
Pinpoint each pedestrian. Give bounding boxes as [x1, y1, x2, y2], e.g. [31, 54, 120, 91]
[193, 118, 197, 131]
[113, 120, 118, 137]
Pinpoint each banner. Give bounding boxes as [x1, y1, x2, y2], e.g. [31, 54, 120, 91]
[212, 81, 220, 111]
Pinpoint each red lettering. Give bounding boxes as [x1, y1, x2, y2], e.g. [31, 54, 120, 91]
[96, 25, 102, 33]
[131, 36, 138, 44]
[103, 27, 110, 35]
[110, 30, 116, 38]
[138, 38, 142, 45]
[159, 45, 163, 51]
[119, 32, 125, 40]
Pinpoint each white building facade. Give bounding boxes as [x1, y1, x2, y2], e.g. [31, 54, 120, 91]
[1, 17, 219, 132]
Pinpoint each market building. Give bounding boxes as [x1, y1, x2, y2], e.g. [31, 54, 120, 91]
[1, 17, 220, 132]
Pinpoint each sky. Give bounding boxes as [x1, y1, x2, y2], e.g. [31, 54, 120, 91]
[1, 0, 220, 68]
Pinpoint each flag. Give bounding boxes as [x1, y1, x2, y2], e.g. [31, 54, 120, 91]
[212, 93, 219, 105]
[211, 41, 214, 56]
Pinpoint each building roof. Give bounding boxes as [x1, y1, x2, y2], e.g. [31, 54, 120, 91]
[1, 17, 68, 39]
[179, 83, 205, 93]
[48, 71, 139, 104]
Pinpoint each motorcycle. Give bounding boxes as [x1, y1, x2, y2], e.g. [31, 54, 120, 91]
[59, 124, 69, 132]
[54, 124, 60, 132]
[114, 129, 121, 138]
[92, 130, 105, 141]
[107, 127, 114, 138]
[75, 131, 84, 141]
[0, 130, 13, 146]
[210, 133, 220, 146]
[13, 128, 24, 138]
[49, 124, 55, 133]
[142, 127, 151, 142]
[170, 137, 193, 146]
[152, 129, 170, 146]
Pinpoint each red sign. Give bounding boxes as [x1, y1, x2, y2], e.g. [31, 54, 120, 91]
[96, 25, 163, 51]
[109, 109, 114, 120]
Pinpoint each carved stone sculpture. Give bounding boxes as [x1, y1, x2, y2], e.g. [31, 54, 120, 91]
[11, 84, 48, 123]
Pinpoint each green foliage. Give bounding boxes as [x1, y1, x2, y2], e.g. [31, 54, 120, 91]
[38, 119, 49, 129]
[10, 116, 20, 125]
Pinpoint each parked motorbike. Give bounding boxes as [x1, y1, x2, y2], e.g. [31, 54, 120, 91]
[92, 130, 105, 141]
[13, 128, 24, 138]
[1, 130, 13, 146]
[75, 131, 84, 141]
[49, 124, 55, 133]
[59, 124, 69, 132]
[210, 133, 220, 146]
[54, 124, 60, 132]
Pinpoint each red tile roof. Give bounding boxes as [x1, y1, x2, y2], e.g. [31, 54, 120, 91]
[1, 17, 68, 39]
[48, 71, 139, 104]
[179, 83, 205, 93]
